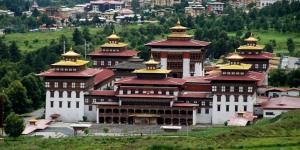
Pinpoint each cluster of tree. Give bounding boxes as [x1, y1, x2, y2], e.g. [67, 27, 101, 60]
[269, 68, 300, 88]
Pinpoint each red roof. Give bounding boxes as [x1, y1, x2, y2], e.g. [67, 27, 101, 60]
[255, 96, 270, 105]
[172, 103, 199, 107]
[94, 69, 114, 85]
[204, 66, 218, 72]
[88, 50, 137, 57]
[88, 90, 116, 96]
[115, 77, 186, 85]
[37, 68, 101, 77]
[145, 39, 210, 47]
[93, 102, 119, 106]
[227, 52, 276, 60]
[262, 96, 300, 110]
[178, 92, 211, 98]
[205, 71, 265, 86]
[89, 0, 123, 5]
[227, 112, 255, 126]
[117, 94, 175, 99]
[266, 87, 300, 92]
[183, 76, 211, 83]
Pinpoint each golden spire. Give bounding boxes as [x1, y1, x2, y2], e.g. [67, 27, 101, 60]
[245, 32, 258, 42]
[144, 54, 159, 65]
[226, 51, 244, 60]
[62, 46, 80, 56]
[177, 18, 181, 25]
[107, 30, 120, 40]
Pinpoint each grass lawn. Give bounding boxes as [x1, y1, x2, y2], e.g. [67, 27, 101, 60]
[228, 30, 300, 54]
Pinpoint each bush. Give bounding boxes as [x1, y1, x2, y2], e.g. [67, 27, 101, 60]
[103, 128, 109, 133]
[82, 116, 88, 122]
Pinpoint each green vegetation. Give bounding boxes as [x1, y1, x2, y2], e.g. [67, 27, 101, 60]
[4, 112, 25, 140]
[2, 110, 300, 149]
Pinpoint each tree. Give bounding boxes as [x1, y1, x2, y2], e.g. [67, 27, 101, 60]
[269, 69, 287, 87]
[9, 41, 21, 62]
[21, 74, 42, 109]
[287, 38, 295, 53]
[82, 27, 91, 42]
[131, 0, 140, 11]
[73, 28, 84, 45]
[4, 112, 25, 140]
[264, 43, 273, 53]
[0, 39, 9, 59]
[186, 15, 194, 28]
[7, 80, 32, 114]
[0, 92, 12, 126]
[31, 8, 41, 17]
[133, 14, 138, 22]
[236, 30, 243, 37]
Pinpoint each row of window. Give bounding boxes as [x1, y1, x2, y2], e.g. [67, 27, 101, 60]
[197, 108, 210, 114]
[102, 49, 120, 52]
[45, 82, 85, 88]
[55, 67, 77, 72]
[50, 91, 81, 98]
[254, 64, 267, 69]
[212, 86, 253, 93]
[50, 101, 80, 108]
[216, 95, 249, 102]
[186, 101, 212, 106]
[217, 105, 247, 112]
[65, 58, 76, 61]
[93, 60, 124, 66]
[246, 43, 257, 46]
[85, 98, 112, 103]
[222, 71, 245, 75]
[121, 89, 175, 95]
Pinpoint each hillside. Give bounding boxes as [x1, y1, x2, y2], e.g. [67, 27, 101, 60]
[1, 110, 300, 150]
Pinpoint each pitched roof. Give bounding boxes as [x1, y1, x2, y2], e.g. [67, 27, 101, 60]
[94, 69, 114, 85]
[205, 71, 265, 86]
[115, 76, 186, 85]
[262, 96, 300, 109]
[183, 76, 211, 83]
[37, 68, 101, 77]
[178, 91, 211, 98]
[117, 94, 175, 99]
[172, 103, 199, 107]
[108, 61, 145, 69]
[266, 87, 300, 92]
[87, 90, 116, 96]
[88, 50, 138, 57]
[145, 39, 210, 47]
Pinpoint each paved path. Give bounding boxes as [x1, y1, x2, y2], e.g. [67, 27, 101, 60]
[23, 108, 45, 123]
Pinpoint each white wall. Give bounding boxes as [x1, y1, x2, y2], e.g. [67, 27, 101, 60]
[45, 90, 84, 122]
[84, 105, 97, 122]
[287, 91, 299, 97]
[263, 109, 288, 118]
[212, 94, 254, 124]
[183, 58, 190, 77]
[196, 108, 212, 124]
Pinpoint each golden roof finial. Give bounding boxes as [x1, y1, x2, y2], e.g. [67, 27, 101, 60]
[69, 46, 73, 51]
[107, 30, 120, 40]
[177, 18, 181, 25]
[112, 29, 115, 34]
[144, 53, 159, 65]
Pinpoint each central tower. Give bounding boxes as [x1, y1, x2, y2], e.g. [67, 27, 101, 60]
[145, 19, 211, 78]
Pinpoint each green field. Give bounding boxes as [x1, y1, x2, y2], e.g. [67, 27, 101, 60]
[2, 110, 300, 150]
[228, 30, 300, 54]
[3, 26, 299, 55]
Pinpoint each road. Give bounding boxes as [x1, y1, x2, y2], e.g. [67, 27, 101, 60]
[23, 108, 45, 123]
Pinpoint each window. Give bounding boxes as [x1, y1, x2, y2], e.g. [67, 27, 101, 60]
[54, 82, 58, 88]
[226, 105, 229, 112]
[248, 87, 253, 92]
[205, 101, 209, 106]
[50, 101, 54, 107]
[217, 96, 221, 102]
[230, 86, 234, 92]
[263, 64, 267, 69]
[108, 61, 111, 66]
[244, 105, 247, 111]
[63, 82, 67, 88]
[239, 86, 243, 92]
[205, 109, 209, 114]
[68, 101, 71, 108]
[93, 61, 97, 66]
[59, 91, 63, 98]
[50, 91, 54, 97]
[67, 91, 71, 98]
[221, 86, 225, 92]
[101, 61, 104, 66]
[201, 101, 205, 106]
[217, 105, 221, 111]
[266, 112, 274, 115]
[76, 91, 80, 98]
[89, 106, 93, 111]
[80, 83, 85, 88]
[76, 102, 79, 108]
[212, 86, 217, 92]
[226, 96, 230, 102]
[72, 82, 75, 88]
[235, 105, 238, 112]
[45, 82, 50, 88]
[235, 96, 239, 102]
[115, 61, 119, 64]
[197, 108, 201, 114]
[255, 64, 259, 69]
[243, 96, 248, 102]
[58, 101, 62, 108]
